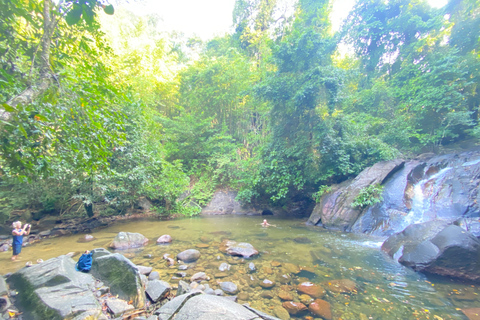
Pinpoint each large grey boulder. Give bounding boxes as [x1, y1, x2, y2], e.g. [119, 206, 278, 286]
[7, 255, 101, 320]
[308, 160, 404, 231]
[382, 222, 480, 281]
[351, 149, 480, 236]
[91, 252, 146, 308]
[155, 293, 280, 320]
[201, 190, 262, 215]
[109, 232, 148, 249]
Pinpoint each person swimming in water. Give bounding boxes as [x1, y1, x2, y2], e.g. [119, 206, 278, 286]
[261, 219, 276, 227]
[11, 221, 31, 261]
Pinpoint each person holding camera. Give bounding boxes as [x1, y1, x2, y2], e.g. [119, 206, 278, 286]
[11, 221, 31, 261]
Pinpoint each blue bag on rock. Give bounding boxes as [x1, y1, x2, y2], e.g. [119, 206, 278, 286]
[75, 252, 93, 272]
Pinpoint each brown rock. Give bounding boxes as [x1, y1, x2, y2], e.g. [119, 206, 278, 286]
[263, 266, 273, 274]
[261, 291, 275, 299]
[299, 294, 313, 305]
[274, 306, 290, 320]
[214, 272, 229, 278]
[323, 279, 357, 294]
[156, 234, 172, 244]
[196, 243, 210, 248]
[237, 292, 249, 300]
[259, 279, 276, 289]
[271, 261, 281, 267]
[462, 308, 480, 320]
[297, 282, 326, 298]
[278, 290, 294, 301]
[283, 263, 300, 274]
[282, 301, 307, 315]
[200, 236, 210, 243]
[309, 299, 332, 320]
[278, 274, 292, 284]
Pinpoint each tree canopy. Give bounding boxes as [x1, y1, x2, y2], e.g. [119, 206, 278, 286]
[1, 0, 479, 221]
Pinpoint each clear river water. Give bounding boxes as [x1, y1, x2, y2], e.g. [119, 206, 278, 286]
[1, 215, 478, 320]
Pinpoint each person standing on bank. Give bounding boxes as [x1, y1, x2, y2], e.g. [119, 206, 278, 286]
[11, 221, 31, 261]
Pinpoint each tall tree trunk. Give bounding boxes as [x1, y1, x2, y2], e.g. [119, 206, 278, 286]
[0, 0, 55, 121]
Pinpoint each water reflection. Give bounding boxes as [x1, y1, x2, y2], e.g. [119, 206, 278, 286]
[0, 215, 475, 319]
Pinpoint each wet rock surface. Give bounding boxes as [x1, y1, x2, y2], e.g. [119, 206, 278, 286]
[109, 232, 149, 249]
[219, 239, 259, 258]
[383, 222, 480, 282]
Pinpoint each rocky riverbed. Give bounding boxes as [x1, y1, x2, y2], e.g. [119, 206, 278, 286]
[1, 216, 478, 320]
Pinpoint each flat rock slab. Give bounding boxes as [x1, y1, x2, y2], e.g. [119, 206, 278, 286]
[106, 297, 134, 317]
[156, 293, 280, 320]
[7, 256, 101, 320]
[146, 280, 171, 302]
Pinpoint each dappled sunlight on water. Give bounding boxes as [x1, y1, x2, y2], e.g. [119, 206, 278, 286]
[1, 216, 477, 319]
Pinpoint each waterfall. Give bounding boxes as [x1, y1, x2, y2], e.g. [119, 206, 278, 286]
[400, 167, 453, 230]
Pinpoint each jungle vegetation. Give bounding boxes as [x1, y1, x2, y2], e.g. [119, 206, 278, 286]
[0, 0, 479, 222]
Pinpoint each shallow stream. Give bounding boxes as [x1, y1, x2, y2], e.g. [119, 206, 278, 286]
[1, 216, 478, 319]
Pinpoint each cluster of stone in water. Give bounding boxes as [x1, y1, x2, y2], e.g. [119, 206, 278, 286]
[127, 234, 359, 320]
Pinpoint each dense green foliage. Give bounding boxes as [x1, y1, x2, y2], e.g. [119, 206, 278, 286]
[0, 0, 479, 222]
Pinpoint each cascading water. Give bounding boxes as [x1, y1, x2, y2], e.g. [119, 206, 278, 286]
[399, 167, 453, 231]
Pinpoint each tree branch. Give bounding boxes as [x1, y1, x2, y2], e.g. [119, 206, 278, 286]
[1, 0, 55, 121]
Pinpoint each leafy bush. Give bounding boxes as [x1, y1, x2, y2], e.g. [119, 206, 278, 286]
[313, 185, 332, 203]
[351, 184, 384, 209]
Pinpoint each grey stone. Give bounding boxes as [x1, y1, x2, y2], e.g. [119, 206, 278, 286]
[0, 296, 11, 312]
[383, 222, 480, 282]
[176, 280, 191, 296]
[138, 197, 152, 210]
[0, 276, 8, 296]
[248, 262, 256, 272]
[201, 190, 262, 215]
[190, 272, 207, 282]
[106, 297, 134, 317]
[91, 252, 146, 308]
[148, 271, 160, 281]
[137, 265, 153, 275]
[221, 240, 259, 258]
[109, 232, 148, 250]
[146, 280, 171, 303]
[219, 282, 238, 294]
[156, 235, 172, 244]
[156, 293, 268, 320]
[177, 249, 201, 263]
[219, 263, 230, 272]
[214, 289, 224, 296]
[91, 248, 111, 259]
[204, 288, 215, 295]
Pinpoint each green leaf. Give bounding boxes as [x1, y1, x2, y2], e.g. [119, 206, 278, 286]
[82, 4, 95, 26]
[65, 5, 82, 26]
[2, 103, 16, 113]
[103, 4, 114, 15]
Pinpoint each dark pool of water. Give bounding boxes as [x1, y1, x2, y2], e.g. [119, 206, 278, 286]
[1, 216, 476, 319]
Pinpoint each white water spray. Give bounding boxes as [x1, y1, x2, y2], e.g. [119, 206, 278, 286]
[400, 167, 452, 229]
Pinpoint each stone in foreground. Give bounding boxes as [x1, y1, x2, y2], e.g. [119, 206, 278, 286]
[156, 292, 280, 320]
[7, 255, 101, 320]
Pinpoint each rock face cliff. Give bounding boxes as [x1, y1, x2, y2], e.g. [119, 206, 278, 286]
[308, 149, 480, 237]
[307, 148, 480, 283]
